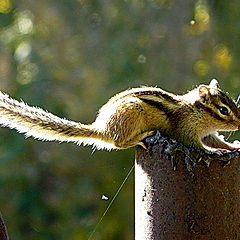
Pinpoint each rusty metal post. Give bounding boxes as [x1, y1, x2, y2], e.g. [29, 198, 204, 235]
[135, 140, 240, 240]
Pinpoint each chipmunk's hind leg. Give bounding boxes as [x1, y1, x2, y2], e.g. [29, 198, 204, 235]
[101, 97, 156, 149]
[114, 131, 155, 149]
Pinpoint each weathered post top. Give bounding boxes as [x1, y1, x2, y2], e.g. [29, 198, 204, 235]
[135, 135, 240, 240]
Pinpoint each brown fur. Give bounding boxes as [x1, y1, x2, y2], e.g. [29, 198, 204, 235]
[0, 80, 239, 151]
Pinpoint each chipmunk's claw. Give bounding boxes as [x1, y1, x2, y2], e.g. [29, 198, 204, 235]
[197, 148, 240, 167]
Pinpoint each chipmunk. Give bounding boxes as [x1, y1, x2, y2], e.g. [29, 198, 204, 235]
[0, 79, 239, 152]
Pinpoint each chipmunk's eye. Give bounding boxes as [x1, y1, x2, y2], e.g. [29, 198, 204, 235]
[217, 105, 229, 116]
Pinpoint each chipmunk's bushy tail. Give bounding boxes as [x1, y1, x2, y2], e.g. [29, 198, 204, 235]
[0, 92, 113, 150]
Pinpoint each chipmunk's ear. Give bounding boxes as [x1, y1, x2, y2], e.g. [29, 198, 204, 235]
[209, 78, 219, 88]
[199, 79, 220, 101]
[199, 85, 210, 101]
[209, 78, 219, 95]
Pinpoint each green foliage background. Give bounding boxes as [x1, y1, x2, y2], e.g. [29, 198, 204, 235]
[0, 0, 240, 239]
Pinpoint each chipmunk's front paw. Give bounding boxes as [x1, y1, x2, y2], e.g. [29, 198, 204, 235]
[209, 148, 239, 156]
[204, 148, 240, 167]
